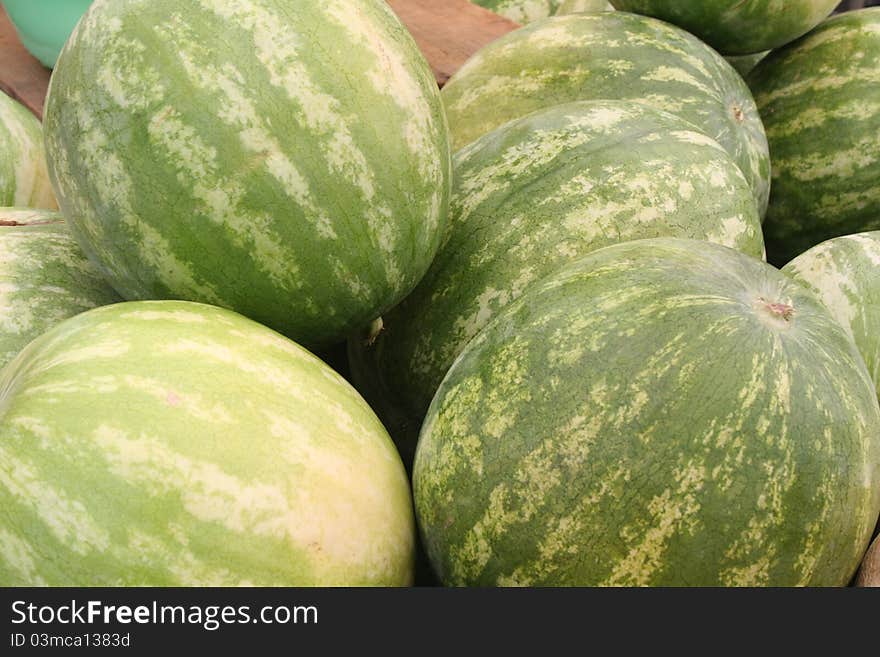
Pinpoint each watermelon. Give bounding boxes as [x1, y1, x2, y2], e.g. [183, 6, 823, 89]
[43, 0, 451, 350]
[0, 93, 56, 210]
[783, 232, 880, 400]
[609, 1, 839, 55]
[748, 9, 880, 266]
[414, 238, 880, 586]
[441, 12, 770, 217]
[350, 100, 765, 465]
[0, 207, 120, 370]
[0, 300, 415, 586]
[473, 0, 613, 23]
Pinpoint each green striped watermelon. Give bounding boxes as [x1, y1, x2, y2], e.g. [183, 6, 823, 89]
[609, 1, 839, 55]
[0, 207, 120, 370]
[441, 12, 770, 217]
[43, 0, 451, 350]
[414, 238, 880, 586]
[748, 9, 880, 266]
[473, 0, 613, 23]
[0, 301, 415, 586]
[350, 100, 765, 465]
[0, 93, 56, 210]
[783, 232, 880, 400]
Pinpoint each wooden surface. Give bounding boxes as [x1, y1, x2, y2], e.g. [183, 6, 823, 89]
[0, 1, 519, 121]
[387, 0, 519, 86]
[0, 5, 51, 118]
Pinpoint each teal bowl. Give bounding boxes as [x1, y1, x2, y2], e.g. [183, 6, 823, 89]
[2, 0, 93, 68]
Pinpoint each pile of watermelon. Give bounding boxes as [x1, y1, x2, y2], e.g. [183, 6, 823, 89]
[1, 0, 879, 587]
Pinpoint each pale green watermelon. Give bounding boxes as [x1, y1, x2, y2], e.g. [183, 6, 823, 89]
[784, 232, 880, 400]
[473, 0, 613, 23]
[609, 1, 839, 55]
[43, 0, 451, 350]
[748, 9, 880, 265]
[442, 12, 771, 217]
[414, 238, 880, 586]
[0, 93, 56, 210]
[0, 207, 120, 370]
[0, 301, 415, 586]
[350, 100, 765, 465]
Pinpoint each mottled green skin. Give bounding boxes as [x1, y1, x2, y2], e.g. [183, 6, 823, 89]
[784, 232, 880, 401]
[350, 101, 765, 466]
[442, 12, 770, 217]
[610, 1, 838, 55]
[0, 301, 415, 586]
[0, 93, 56, 209]
[474, 0, 612, 23]
[748, 10, 880, 266]
[726, 52, 768, 78]
[44, 0, 451, 350]
[415, 238, 880, 586]
[0, 208, 120, 370]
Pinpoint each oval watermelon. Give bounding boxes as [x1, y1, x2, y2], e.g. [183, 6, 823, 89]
[414, 238, 880, 586]
[43, 0, 451, 350]
[609, 1, 839, 55]
[783, 232, 880, 400]
[441, 12, 770, 217]
[474, 0, 612, 23]
[0, 207, 120, 370]
[0, 93, 56, 210]
[748, 9, 880, 265]
[0, 300, 415, 586]
[350, 101, 765, 465]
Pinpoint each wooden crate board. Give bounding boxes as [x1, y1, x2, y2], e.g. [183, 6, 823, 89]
[0, 0, 518, 120]
[0, 5, 51, 119]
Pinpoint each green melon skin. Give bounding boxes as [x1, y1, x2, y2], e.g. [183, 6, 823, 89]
[747, 9, 880, 266]
[43, 0, 451, 351]
[474, 0, 612, 23]
[0, 301, 415, 586]
[783, 232, 880, 401]
[609, 1, 838, 55]
[0, 208, 121, 370]
[726, 52, 768, 78]
[414, 238, 880, 587]
[350, 100, 765, 467]
[0, 93, 56, 210]
[441, 12, 770, 217]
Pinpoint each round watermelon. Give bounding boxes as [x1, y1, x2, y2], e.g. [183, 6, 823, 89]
[350, 100, 765, 465]
[609, 1, 839, 55]
[43, 0, 451, 350]
[783, 232, 880, 400]
[474, 0, 613, 23]
[748, 9, 880, 266]
[0, 300, 415, 586]
[414, 238, 880, 586]
[0, 93, 56, 210]
[441, 12, 770, 217]
[0, 207, 120, 370]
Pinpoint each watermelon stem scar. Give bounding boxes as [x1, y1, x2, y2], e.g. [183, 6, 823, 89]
[757, 297, 795, 324]
[731, 105, 745, 123]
